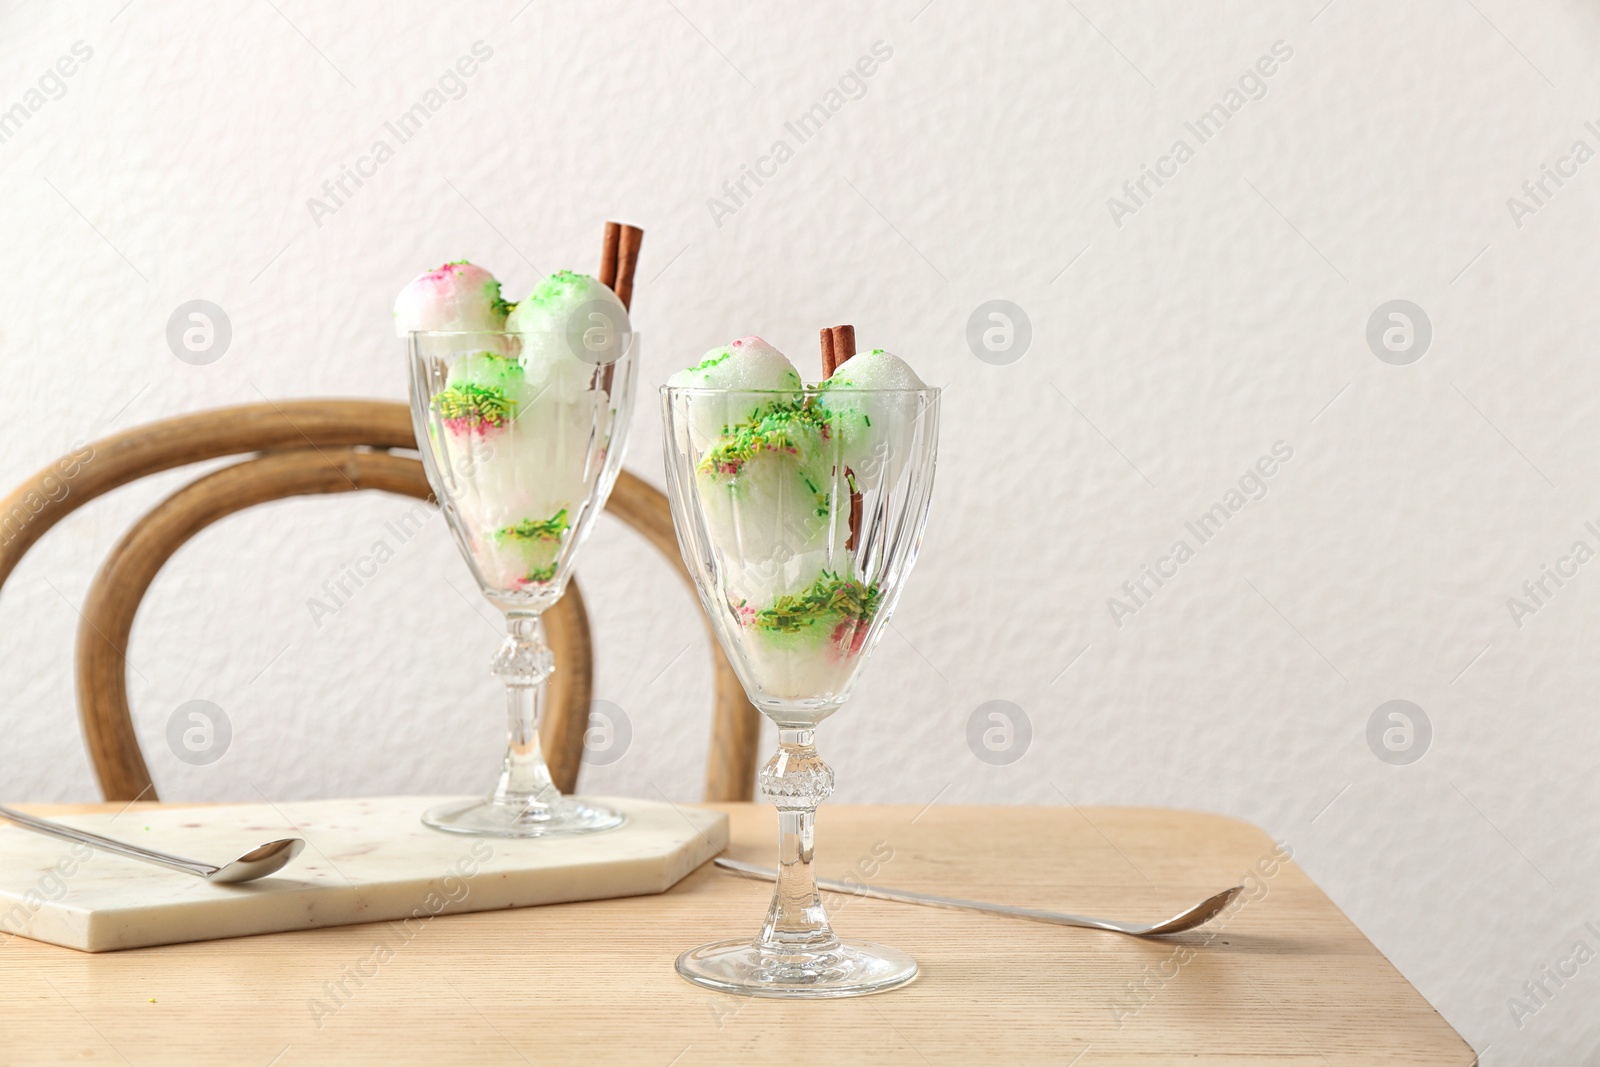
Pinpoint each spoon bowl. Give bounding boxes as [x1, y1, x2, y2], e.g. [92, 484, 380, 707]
[207, 838, 307, 883]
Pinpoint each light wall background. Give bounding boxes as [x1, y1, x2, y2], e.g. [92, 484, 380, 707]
[2, 1, 1597, 1060]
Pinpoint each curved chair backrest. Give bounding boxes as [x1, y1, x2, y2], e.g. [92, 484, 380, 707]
[0, 399, 759, 802]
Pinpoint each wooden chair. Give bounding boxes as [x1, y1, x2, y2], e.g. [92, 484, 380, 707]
[0, 399, 759, 803]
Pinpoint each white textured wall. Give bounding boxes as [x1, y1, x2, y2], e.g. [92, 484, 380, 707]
[2, 0, 1596, 1059]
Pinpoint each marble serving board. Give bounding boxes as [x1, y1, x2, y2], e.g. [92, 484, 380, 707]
[0, 796, 726, 952]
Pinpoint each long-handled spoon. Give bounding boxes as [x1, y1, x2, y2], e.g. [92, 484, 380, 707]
[0, 804, 305, 884]
[714, 857, 1243, 937]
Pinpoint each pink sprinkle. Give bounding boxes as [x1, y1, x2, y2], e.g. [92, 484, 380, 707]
[418, 261, 488, 290]
[443, 416, 502, 437]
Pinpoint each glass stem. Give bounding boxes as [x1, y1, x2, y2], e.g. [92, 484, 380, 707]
[488, 611, 559, 810]
[755, 729, 841, 957]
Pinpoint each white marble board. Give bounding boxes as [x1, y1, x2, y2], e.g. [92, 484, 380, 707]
[0, 796, 727, 952]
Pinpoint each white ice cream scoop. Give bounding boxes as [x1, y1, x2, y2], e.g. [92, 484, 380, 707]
[393, 260, 510, 337]
[668, 336, 804, 444]
[816, 349, 928, 488]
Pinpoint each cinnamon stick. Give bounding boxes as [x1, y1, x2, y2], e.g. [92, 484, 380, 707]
[845, 479, 864, 550]
[614, 224, 643, 311]
[595, 221, 642, 388]
[830, 324, 856, 367]
[598, 221, 621, 290]
[820, 324, 864, 550]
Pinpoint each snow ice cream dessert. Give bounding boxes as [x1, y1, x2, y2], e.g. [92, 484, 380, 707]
[669, 339, 927, 707]
[409, 267, 632, 597]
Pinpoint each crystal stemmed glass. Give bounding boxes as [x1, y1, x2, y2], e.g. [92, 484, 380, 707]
[409, 326, 635, 837]
[661, 383, 940, 997]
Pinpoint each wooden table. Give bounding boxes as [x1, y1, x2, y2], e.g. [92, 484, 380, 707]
[0, 803, 1473, 1065]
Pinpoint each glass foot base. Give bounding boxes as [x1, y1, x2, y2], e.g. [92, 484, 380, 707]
[675, 938, 918, 999]
[422, 796, 624, 838]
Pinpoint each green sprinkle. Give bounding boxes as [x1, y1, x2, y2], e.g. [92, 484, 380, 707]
[432, 382, 514, 429]
[519, 270, 593, 312]
[698, 401, 828, 476]
[690, 347, 735, 372]
[487, 280, 512, 318]
[749, 572, 881, 635]
[495, 509, 570, 543]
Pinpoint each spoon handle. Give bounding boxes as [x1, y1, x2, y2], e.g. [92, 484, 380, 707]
[0, 804, 215, 879]
[713, 856, 1138, 934]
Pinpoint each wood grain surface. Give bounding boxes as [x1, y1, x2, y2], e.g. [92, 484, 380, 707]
[0, 802, 1475, 1066]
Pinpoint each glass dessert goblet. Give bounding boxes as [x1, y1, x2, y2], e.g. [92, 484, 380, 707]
[410, 326, 635, 837]
[661, 383, 940, 997]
